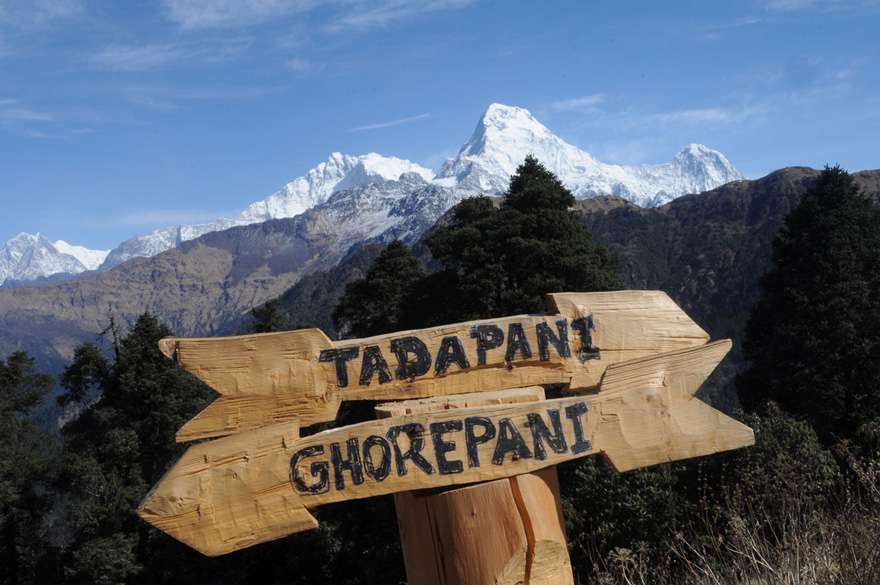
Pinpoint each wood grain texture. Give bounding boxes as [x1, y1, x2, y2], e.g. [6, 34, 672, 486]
[139, 341, 753, 556]
[395, 470, 571, 584]
[137, 421, 318, 557]
[547, 290, 710, 389]
[161, 290, 710, 441]
[386, 389, 572, 584]
[375, 387, 546, 418]
[167, 328, 339, 439]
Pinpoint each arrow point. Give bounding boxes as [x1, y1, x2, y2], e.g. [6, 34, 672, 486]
[593, 339, 753, 472]
[138, 423, 319, 556]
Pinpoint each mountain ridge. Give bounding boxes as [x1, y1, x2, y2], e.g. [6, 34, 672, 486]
[4, 103, 743, 285]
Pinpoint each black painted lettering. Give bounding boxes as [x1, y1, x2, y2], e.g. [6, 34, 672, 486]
[464, 416, 496, 468]
[536, 320, 571, 361]
[526, 409, 568, 460]
[390, 336, 431, 381]
[434, 336, 470, 375]
[564, 402, 592, 454]
[504, 323, 533, 366]
[318, 347, 359, 388]
[290, 445, 329, 495]
[430, 420, 464, 475]
[359, 345, 393, 386]
[387, 423, 434, 476]
[492, 418, 532, 465]
[571, 316, 600, 362]
[362, 435, 392, 482]
[469, 324, 504, 365]
[330, 438, 364, 490]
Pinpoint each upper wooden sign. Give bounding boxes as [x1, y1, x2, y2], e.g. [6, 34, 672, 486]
[138, 340, 754, 556]
[159, 291, 710, 441]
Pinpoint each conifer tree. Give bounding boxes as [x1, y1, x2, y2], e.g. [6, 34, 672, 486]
[0, 352, 54, 585]
[413, 155, 621, 325]
[58, 315, 214, 585]
[738, 166, 880, 442]
[333, 240, 426, 338]
[251, 299, 291, 334]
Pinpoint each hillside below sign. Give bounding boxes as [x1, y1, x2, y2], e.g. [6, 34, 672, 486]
[157, 291, 711, 441]
[138, 291, 755, 557]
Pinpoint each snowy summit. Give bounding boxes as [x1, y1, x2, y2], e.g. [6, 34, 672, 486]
[436, 103, 743, 207]
[0, 233, 108, 285]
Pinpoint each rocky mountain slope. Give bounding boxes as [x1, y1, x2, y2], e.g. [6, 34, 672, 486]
[6, 104, 743, 285]
[0, 173, 458, 374]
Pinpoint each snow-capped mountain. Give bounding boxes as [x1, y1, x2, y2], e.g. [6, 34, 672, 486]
[291, 171, 459, 255]
[435, 103, 744, 206]
[0, 233, 108, 285]
[238, 152, 434, 224]
[100, 153, 435, 269]
[9, 103, 744, 283]
[52, 240, 109, 270]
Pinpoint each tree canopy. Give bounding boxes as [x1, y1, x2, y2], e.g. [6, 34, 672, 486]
[738, 166, 880, 442]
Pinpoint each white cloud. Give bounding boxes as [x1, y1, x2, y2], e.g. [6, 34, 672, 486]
[89, 38, 251, 71]
[118, 84, 279, 110]
[0, 99, 53, 122]
[326, 0, 476, 33]
[0, 0, 82, 28]
[550, 94, 605, 113]
[761, 0, 878, 11]
[161, 0, 318, 29]
[696, 16, 763, 40]
[285, 57, 313, 72]
[350, 112, 431, 132]
[162, 0, 477, 33]
[650, 106, 763, 125]
[90, 43, 185, 71]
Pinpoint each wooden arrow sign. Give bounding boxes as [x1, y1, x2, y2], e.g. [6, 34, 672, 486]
[138, 340, 753, 556]
[159, 291, 710, 441]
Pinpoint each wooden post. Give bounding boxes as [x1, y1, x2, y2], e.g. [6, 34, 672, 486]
[377, 388, 574, 585]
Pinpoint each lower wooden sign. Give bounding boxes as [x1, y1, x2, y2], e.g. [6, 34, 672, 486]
[138, 340, 753, 556]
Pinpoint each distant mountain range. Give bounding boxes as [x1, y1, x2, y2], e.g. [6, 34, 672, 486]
[0, 103, 743, 286]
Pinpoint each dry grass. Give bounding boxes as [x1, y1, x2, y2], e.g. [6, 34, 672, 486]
[590, 453, 880, 585]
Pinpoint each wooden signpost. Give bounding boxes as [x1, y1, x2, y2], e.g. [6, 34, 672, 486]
[157, 291, 711, 441]
[138, 290, 755, 583]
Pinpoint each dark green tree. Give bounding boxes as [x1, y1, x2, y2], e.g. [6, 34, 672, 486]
[0, 352, 55, 585]
[413, 155, 621, 325]
[59, 344, 109, 407]
[251, 299, 291, 334]
[58, 314, 214, 585]
[738, 166, 880, 442]
[333, 240, 426, 338]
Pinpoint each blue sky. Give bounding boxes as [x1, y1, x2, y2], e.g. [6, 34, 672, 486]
[1, 0, 878, 250]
